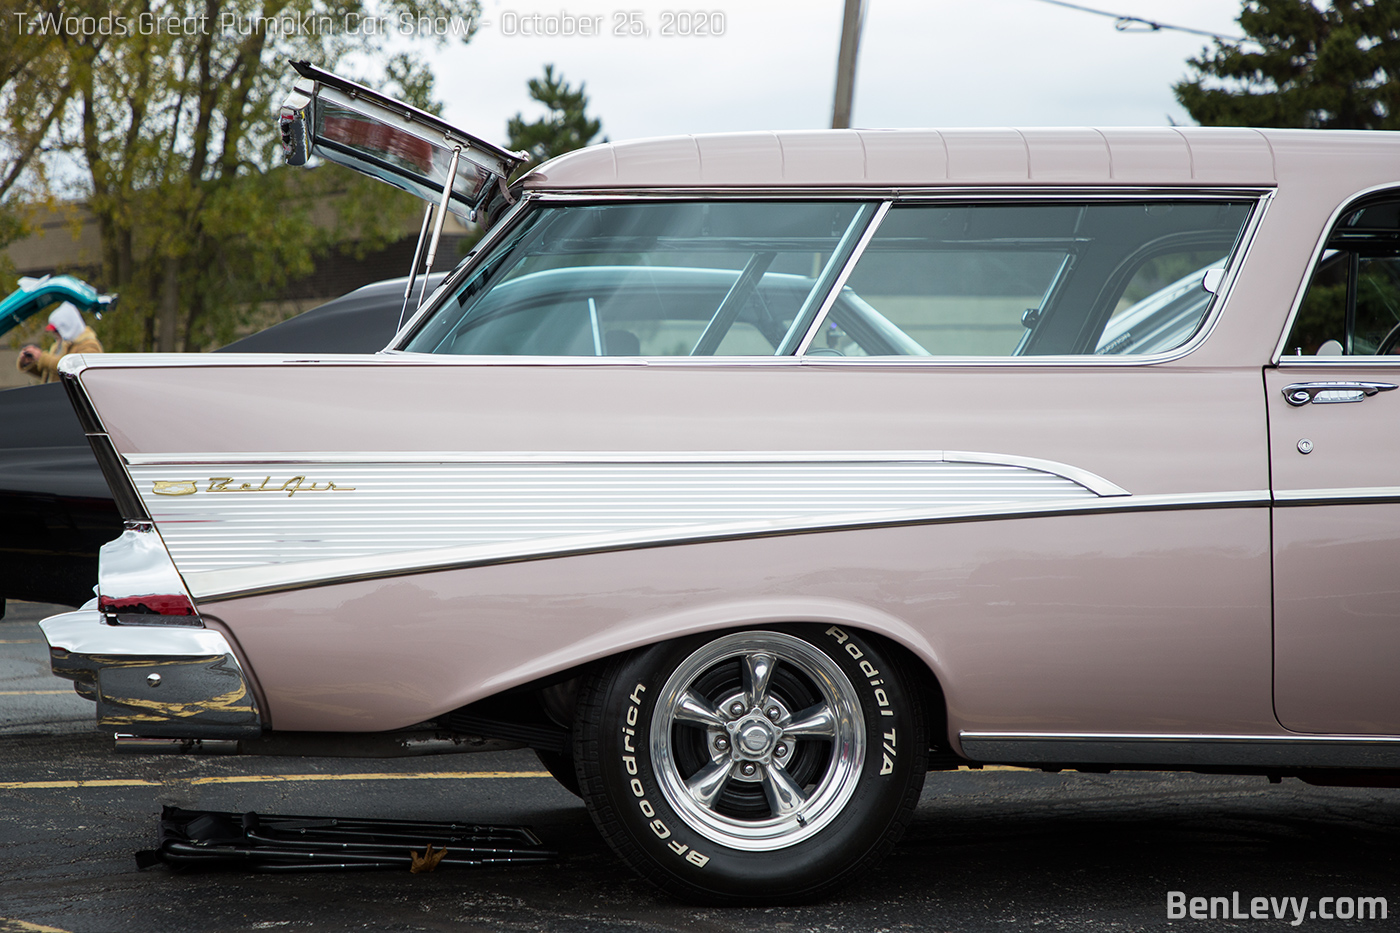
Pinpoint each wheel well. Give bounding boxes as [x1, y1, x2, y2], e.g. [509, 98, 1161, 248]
[846, 628, 956, 766]
[444, 624, 957, 766]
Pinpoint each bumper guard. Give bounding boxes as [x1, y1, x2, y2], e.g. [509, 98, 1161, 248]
[40, 609, 262, 738]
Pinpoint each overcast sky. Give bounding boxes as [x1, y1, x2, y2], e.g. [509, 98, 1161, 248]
[419, 0, 1250, 146]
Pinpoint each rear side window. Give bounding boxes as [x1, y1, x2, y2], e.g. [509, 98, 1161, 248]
[806, 200, 1252, 358]
[1284, 196, 1400, 357]
[404, 201, 876, 356]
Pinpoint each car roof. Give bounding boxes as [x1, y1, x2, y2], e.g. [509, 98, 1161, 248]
[521, 126, 1400, 191]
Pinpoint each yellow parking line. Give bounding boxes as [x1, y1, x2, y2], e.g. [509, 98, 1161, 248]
[0, 771, 551, 790]
[0, 778, 162, 790]
[0, 690, 71, 695]
[0, 918, 73, 933]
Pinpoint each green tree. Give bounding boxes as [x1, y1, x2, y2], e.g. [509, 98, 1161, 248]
[506, 64, 604, 172]
[0, 0, 88, 289]
[450, 64, 603, 255]
[1175, 0, 1400, 129]
[2, 0, 480, 351]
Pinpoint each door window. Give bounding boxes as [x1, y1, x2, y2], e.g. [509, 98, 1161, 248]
[1284, 195, 1400, 357]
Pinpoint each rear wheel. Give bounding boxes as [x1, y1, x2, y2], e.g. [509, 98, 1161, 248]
[575, 625, 926, 904]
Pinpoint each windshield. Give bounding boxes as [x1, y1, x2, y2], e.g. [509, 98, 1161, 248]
[402, 202, 877, 356]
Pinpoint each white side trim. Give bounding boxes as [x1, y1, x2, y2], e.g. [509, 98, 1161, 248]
[115, 448, 1279, 602]
[130, 453, 1114, 577]
[181, 489, 1270, 602]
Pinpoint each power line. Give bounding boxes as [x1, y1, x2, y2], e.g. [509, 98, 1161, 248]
[1025, 0, 1250, 43]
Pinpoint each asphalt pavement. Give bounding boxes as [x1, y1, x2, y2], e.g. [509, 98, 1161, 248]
[3, 600, 1399, 932]
[0, 600, 93, 736]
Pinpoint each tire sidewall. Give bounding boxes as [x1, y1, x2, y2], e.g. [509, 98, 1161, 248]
[583, 623, 924, 901]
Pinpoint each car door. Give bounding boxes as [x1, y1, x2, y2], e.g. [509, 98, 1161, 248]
[1269, 192, 1400, 735]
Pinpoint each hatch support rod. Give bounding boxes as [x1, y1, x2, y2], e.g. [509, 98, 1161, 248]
[417, 145, 462, 313]
[398, 203, 435, 332]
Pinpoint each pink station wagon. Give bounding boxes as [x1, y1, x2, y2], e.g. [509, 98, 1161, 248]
[38, 63, 1400, 903]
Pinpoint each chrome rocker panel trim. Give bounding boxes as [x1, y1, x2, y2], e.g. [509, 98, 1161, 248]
[40, 609, 262, 739]
[1273, 487, 1400, 505]
[960, 732, 1400, 769]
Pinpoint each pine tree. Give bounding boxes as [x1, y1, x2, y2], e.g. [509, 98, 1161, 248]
[1175, 0, 1400, 129]
[506, 65, 604, 170]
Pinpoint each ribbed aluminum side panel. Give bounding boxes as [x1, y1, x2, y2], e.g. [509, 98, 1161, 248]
[128, 458, 1100, 574]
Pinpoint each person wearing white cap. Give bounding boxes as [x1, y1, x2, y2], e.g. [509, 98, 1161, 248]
[16, 301, 104, 383]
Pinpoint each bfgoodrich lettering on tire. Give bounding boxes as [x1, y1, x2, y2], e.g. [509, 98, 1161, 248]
[574, 624, 927, 904]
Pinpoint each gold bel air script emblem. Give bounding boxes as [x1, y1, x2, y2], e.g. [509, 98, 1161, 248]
[151, 481, 198, 496]
[151, 477, 356, 498]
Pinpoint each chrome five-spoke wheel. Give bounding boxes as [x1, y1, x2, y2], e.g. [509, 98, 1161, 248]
[650, 631, 864, 850]
[576, 624, 927, 904]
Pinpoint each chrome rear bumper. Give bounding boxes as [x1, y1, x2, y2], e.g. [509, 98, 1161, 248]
[39, 609, 262, 738]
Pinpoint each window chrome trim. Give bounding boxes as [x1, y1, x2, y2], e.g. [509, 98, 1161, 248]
[61, 348, 1244, 371]
[776, 201, 886, 356]
[388, 193, 535, 349]
[1156, 187, 1270, 363]
[524, 186, 1276, 201]
[1276, 356, 1400, 367]
[1270, 181, 1400, 365]
[793, 201, 891, 356]
[184, 488, 1269, 603]
[361, 185, 1271, 366]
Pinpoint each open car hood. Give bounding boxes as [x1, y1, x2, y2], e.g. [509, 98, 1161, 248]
[0, 274, 115, 338]
[278, 61, 526, 219]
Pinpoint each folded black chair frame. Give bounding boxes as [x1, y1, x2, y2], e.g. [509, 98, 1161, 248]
[137, 806, 556, 873]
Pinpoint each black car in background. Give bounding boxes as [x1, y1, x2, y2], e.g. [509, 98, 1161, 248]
[0, 274, 444, 610]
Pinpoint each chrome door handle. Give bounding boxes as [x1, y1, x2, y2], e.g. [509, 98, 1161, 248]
[1282, 382, 1399, 406]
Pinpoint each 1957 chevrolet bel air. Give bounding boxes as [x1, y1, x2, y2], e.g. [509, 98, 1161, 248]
[37, 63, 1400, 903]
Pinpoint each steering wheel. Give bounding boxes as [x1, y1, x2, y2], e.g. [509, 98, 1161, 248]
[1376, 320, 1400, 355]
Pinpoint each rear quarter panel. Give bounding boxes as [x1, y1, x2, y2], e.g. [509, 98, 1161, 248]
[78, 358, 1273, 740]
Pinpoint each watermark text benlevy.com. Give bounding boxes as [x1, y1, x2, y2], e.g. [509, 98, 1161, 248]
[1168, 891, 1387, 925]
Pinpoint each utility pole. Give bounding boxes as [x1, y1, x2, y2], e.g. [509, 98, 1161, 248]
[831, 0, 865, 129]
